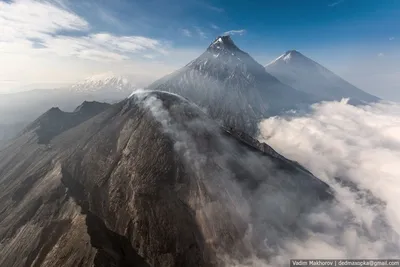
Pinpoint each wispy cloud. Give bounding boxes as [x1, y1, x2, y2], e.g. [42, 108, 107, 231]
[96, 7, 126, 29]
[181, 28, 192, 37]
[378, 52, 385, 57]
[389, 37, 395, 41]
[192, 0, 224, 12]
[42, 33, 168, 61]
[203, 3, 224, 12]
[0, 0, 168, 62]
[0, 0, 179, 91]
[195, 27, 207, 39]
[143, 54, 156, 59]
[206, 5, 224, 12]
[328, 0, 345, 7]
[223, 29, 247, 36]
[211, 24, 220, 30]
[0, 0, 89, 41]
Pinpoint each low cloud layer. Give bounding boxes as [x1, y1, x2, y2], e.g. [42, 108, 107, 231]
[130, 93, 400, 265]
[255, 99, 400, 264]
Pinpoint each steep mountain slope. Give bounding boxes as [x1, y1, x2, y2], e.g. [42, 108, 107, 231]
[148, 36, 316, 136]
[0, 122, 26, 144]
[0, 91, 332, 267]
[265, 50, 379, 102]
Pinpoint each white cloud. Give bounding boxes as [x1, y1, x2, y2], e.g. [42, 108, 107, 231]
[0, 0, 167, 60]
[224, 29, 246, 36]
[328, 0, 345, 7]
[195, 27, 207, 39]
[256, 100, 400, 263]
[0, 0, 89, 41]
[45, 33, 167, 60]
[0, 0, 177, 92]
[203, 3, 224, 12]
[96, 7, 127, 30]
[143, 54, 156, 59]
[182, 29, 192, 37]
[378, 52, 385, 57]
[211, 24, 220, 30]
[389, 37, 395, 41]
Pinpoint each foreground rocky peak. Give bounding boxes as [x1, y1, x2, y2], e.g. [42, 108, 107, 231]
[0, 91, 332, 267]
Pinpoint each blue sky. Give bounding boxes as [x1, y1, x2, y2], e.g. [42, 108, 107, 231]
[71, 0, 400, 53]
[1, 0, 399, 99]
[74, 0, 400, 53]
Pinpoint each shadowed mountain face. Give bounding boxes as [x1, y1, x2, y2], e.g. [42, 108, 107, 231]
[0, 74, 136, 144]
[0, 91, 333, 267]
[148, 36, 316, 136]
[265, 50, 380, 103]
[22, 101, 111, 144]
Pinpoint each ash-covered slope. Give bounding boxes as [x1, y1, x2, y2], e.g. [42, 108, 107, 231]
[148, 36, 315, 136]
[265, 50, 379, 102]
[0, 91, 332, 267]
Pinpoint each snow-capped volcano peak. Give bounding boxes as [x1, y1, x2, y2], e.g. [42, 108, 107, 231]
[268, 50, 307, 65]
[70, 72, 136, 93]
[207, 35, 241, 52]
[281, 50, 300, 61]
[82, 71, 128, 84]
[148, 35, 313, 136]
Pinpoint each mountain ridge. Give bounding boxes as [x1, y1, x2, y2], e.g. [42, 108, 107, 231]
[22, 101, 111, 144]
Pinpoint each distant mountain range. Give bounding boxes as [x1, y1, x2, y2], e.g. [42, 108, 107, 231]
[148, 36, 316, 136]
[69, 72, 137, 94]
[0, 73, 136, 142]
[265, 50, 379, 103]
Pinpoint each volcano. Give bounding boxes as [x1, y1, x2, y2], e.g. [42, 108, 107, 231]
[148, 36, 316, 136]
[265, 50, 379, 103]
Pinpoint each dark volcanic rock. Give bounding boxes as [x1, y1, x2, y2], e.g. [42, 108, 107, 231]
[0, 91, 333, 267]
